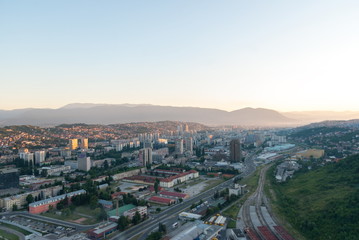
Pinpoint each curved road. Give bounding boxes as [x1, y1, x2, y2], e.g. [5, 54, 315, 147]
[0, 226, 26, 240]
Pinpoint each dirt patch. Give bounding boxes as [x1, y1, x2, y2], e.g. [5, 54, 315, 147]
[71, 217, 87, 224]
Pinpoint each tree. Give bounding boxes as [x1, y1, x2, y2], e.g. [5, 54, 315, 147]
[90, 195, 99, 209]
[158, 223, 167, 233]
[146, 231, 163, 240]
[104, 160, 109, 169]
[62, 208, 71, 216]
[26, 194, 34, 205]
[132, 211, 141, 225]
[118, 216, 129, 230]
[12, 204, 18, 211]
[97, 207, 108, 221]
[41, 169, 48, 177]
[154, 178, 160, 194]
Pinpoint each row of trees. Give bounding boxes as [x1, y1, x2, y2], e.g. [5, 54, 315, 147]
[117, 211, 145, 231]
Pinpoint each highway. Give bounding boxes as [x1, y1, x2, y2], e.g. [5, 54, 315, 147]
[0, 149, 261, 240]
[111, 150, 260, 240]
[109, 175, 237, 240]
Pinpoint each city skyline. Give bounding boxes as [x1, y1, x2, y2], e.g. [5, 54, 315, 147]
[1, 1, 359, 111]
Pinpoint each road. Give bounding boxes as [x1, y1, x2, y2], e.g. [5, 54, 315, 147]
[0, 149, 262, 240]
[0, 226, 26, 240]
[113, 149, 260, 240]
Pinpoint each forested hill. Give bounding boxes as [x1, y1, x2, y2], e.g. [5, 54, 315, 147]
[271, 155, 359, 240]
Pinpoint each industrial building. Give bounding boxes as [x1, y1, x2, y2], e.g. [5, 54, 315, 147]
[29, 190, 86, 214]
[148, 196, 175, 205]
[123, 206, 147, 220]
[159, 191, 189, 199]
[178, 212, 202, 220]
[167, 220, 223, 240]
[87, 222, 117, 239]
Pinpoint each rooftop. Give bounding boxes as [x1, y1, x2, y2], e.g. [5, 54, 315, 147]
[148, 196, 175, 204]
[160, 191, 188, 198]
[29, 189, 86, 207]
[107, 204, 136, 217]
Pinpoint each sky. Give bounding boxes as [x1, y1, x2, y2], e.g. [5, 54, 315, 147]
[1, 0, 359, 112]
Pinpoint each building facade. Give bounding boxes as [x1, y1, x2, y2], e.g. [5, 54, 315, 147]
[139, 148, 152, 167]
[34, 151, 46, 164]
[0, 168, 19, 189]
[230, 139, 242, 162]
[78, 153, 91, 171]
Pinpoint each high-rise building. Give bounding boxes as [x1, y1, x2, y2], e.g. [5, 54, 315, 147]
[69, 139, 79, 150]
[79, 138, 88, 149]
[175, 139, 184, 154]
[20, 152, 34, 163]
[143, 141, 153, 148]
[177, 125, 183, 136]
[0, 168, 19, 189]
[184, 137, 193, 155]
[77, 152, 91, 171]
[139, 148, 152, 167]
[184, 124, 189, 132]
[230, 139, 242, 163]
[60, 148, 72, 158]
[35, 151, 46, 164]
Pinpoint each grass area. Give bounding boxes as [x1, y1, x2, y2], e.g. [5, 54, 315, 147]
[129, 232, 143, 240]
[75, 205, 101, 218]
[0, 223, 31, 236]
[227, 219, 237, 229]
[0, 229, 20, 240]
[42, 211, 85, 222]
[181, 178, 203, 188]
[267, 155, 359, 240]
[264, 164, 305, 240]
[222, 202, 241, 219]
[240, 165, 264, 193]
[221, 166, 265, 225]
[202, 178, 225, 192]
[42, 205, 101, 225]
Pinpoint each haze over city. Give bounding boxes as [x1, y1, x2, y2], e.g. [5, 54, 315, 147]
[1, 1, 359, 111]
[1, 2, 359, 240]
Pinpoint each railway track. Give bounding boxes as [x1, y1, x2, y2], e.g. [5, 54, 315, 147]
[240, 164, 295, 240]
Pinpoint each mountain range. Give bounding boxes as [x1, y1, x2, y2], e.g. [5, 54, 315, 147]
[0, 103, 359, 127]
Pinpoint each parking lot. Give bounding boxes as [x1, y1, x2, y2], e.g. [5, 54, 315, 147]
[1, 215, 76, 238]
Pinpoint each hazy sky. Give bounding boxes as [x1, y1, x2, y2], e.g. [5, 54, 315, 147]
[1, 1, 359, 111]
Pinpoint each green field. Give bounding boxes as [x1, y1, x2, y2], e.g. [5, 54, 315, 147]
[0, 229, 20, 240]
[226, 219, 237, 229]
[42, 205, 102, 225]
[268, 155, 359, 240]
[222, 201, 241, 219]
[202, 178, 225, 192]
[221, 165, 265, 224]
[241, 165, 264, 193]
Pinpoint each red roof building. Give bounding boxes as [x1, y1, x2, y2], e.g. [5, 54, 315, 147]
[149, 185, 163, 192]
[148, 196, 175, 205]
[159, 191, 189, 199]
[111, 192, 127, 199]
[87, 222, 118, 239]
